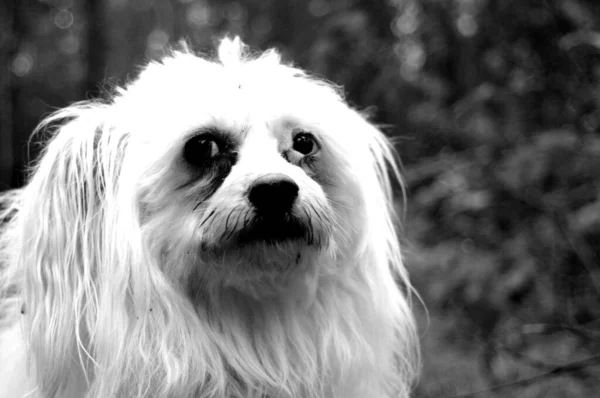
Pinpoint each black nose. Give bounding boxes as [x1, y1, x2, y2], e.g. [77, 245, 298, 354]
[248, 174, 299, 215]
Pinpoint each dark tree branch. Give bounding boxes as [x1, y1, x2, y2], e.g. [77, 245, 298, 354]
[522, 323, 600, 342]
[449, 354, 600, 398]
[493, 342, 557, 372]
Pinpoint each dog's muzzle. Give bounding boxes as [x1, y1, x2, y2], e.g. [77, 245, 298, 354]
[239, 174, 308, 245]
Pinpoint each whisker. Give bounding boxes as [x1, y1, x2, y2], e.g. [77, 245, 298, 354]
[242, 209, 251, 230]
[308, 202, 324, 224]
[199, 209, 216, 228]
[225, 207, 244, 241]
[302, 207, 315, 245]
[326, 196, 352, 210]
[221, 208, 237, 242]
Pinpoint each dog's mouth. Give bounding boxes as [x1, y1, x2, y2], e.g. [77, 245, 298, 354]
[237, 214, 313, 246]
[198, 207, 330, 255]
[192, 204, 334, 292]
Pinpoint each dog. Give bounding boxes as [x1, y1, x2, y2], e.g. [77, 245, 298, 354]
[0, 37, 418, 398]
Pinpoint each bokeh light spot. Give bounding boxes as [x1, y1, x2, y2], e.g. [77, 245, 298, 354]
[394, 3, 419, 36]
[12, 52, 34, 77]
[251, 16, 272, 37]
[308, 0, 330, 17]
[226, 2, 246, 22]
[457, 14, 477, 37]
[405, 41, 425, 70]
[147, 29, 170, 57]
[187, 1, 211, 29]
[59, 34, 80, 55]
[54, 10, 74, 30]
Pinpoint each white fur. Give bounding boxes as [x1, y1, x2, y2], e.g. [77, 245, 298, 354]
[0, 37, 419, 398]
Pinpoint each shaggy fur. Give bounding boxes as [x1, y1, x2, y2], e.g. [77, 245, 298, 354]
[0, 37, 419, 398]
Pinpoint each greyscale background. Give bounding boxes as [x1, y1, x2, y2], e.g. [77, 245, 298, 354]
[1, 0, 599, 396]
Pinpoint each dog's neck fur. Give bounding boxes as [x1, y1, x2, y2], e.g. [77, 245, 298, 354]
[0, 249, 401, 398]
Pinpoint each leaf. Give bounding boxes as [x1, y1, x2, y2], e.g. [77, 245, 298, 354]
[569, 201, 600, 234]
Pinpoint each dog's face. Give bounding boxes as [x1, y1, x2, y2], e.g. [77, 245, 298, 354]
[112, 40, 365, 295]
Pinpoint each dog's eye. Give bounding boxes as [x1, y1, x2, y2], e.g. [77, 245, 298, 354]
[183, 135, 220, 166]
[292, 132, 318, 156]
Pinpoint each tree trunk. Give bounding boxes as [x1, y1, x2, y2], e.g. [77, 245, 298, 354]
[84, 0, 107, 98]
[0, 0, 16, 189]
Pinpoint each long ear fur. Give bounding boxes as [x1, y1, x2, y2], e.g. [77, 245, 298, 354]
[0, 190, 21, 326]
[339, 108, 420, 396]
[14, 103, 225, 398]
[364, 117, 420, 394]
[11, 102, 119, 396]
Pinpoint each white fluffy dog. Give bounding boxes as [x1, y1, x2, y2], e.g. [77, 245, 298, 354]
[0, 37, 418, 398]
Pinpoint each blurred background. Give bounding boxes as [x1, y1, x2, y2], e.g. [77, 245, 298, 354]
[1, 0, 600, 396]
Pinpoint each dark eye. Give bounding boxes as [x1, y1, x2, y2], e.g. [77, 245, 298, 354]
[183, 135, 220, 167]
[292, 132, 318, 156]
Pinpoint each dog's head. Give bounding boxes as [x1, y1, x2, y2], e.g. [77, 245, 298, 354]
[33, 37, 399, 297]
[131, 40, 345, 294]
[11, 37, 417, 397]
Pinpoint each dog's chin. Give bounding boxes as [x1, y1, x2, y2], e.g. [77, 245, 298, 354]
[193, 216, 329, 294]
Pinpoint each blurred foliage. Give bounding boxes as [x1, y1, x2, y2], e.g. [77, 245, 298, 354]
[397, 1, 600, 396]
[2, 0, 600, 396]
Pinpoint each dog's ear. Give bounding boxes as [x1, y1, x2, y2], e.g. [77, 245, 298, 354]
[17, 101, 219, 397]
[342, 110, 420, 393]
[16, 102, 121, 396]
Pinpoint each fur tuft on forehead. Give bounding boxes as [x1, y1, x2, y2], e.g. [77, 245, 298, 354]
[217, 36, 248, 65]
[217, 36, 282, 66]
